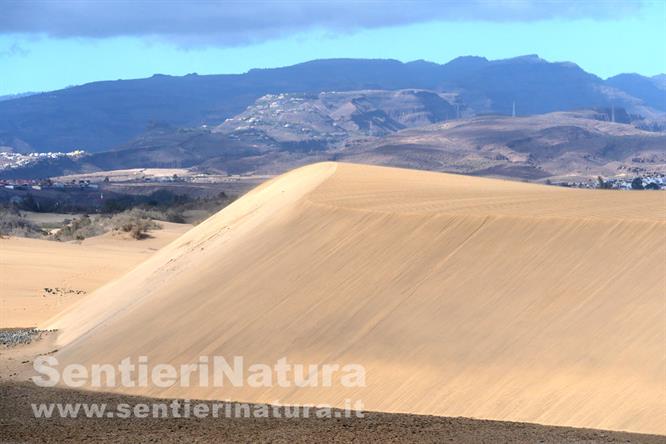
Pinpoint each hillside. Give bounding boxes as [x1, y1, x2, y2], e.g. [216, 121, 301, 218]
[43, 163, 666, 434]
[1, 56, 664, 153]
[3, 109, 664, 181]
[214, 89, 458, 147]
[341, 110, 666, 180]
[606, 73, 666, 112]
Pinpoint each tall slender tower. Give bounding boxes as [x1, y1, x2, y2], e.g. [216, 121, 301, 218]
[611, 104, 615, 123]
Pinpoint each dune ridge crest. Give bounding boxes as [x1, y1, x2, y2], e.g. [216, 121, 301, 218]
[44, 162, 666, 434]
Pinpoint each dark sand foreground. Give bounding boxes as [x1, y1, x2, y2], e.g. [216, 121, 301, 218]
[1, 383, 663, 444]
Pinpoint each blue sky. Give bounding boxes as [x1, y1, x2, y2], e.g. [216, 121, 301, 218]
[2, 1, 665, 96]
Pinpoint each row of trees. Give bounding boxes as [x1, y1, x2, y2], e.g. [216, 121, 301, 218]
[597, 176, 660, 190]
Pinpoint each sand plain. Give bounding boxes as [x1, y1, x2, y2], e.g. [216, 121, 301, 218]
[0, 221, 191, 327]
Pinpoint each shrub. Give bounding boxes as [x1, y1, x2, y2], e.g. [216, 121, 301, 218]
[597, 176, 611, 189]
[52, 214, 105, 241]
[0, 207, 43, 238]
[109, 209, 161, 240]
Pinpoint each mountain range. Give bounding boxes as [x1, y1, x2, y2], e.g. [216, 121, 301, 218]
[1, 55, 664, 182]
[1, 55, 664, 154]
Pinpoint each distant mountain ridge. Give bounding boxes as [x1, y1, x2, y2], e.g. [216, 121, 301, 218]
[1, 55, 664, 153]
[652, 74, 666, 89]
[3, 110, 664, 183]
[605, 73, 666, 111]
[0, 92, 39, 102]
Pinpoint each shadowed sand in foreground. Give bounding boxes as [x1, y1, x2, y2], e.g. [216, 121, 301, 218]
[1, 383, 664, 444]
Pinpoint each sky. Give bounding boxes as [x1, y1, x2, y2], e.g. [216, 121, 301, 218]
[1, 0, 665, 96]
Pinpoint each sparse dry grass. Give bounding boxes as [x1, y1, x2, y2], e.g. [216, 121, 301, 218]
[52, 210, 162, 241]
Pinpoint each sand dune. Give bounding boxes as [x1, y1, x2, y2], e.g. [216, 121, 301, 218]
[43, 162, 666, 434]
[0, 222, 191, 327]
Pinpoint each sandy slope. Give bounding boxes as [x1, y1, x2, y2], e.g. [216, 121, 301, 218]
[0, 222, 191, 327]
[43, 162, 666, 434]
